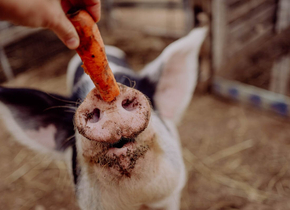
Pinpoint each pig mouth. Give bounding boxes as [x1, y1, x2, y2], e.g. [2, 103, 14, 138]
[83, 134, 153, 178]
[109, 137, 136, 149]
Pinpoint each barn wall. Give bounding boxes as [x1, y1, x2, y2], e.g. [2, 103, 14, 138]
[213, 0, 277, 71]
[212, 0, 290, 97]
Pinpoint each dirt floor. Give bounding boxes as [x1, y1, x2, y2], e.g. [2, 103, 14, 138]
[1, 30, 290, 210]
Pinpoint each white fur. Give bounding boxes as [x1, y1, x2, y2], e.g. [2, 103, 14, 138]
[75, 113, 186, 210]
[105, 45, 126, 59]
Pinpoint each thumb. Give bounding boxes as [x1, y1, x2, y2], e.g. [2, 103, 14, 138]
[48, 12, 79, 49]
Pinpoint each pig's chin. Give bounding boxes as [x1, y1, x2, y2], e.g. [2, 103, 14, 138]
[106, 137, 138, 156]
[80, 128, 155, 178]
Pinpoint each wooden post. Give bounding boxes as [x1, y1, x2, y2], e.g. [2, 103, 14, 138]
[212, 0, 227, 72]
[103, 0, 114, 30]
[192, 0, 212, 93]
[270, 0, 290, 94]
[270, 56, 290, 95]
[183, 0, 194, 33]
[276, 0, 290, 33]
[0, 24, 40, 81]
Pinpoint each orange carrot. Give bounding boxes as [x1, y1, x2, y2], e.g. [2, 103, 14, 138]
[67, 9, 120, 102]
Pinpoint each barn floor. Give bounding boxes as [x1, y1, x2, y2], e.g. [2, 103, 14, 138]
[1, 30, 290, 210]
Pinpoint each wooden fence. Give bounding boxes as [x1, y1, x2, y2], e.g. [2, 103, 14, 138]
[207, 0, 290, 116]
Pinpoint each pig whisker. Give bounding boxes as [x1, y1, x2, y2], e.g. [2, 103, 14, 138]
[43, 105, 77, 112]
[64, 110, 77, 114]
[60, 135, 76, 148]
[47, 93, 81, 105]
[131, 80, 136, 89]
[65, 135, 75, 142]
[123, 76, 136, 89]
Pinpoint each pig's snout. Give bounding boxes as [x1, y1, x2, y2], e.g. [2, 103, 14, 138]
[75, 84, 151, 144]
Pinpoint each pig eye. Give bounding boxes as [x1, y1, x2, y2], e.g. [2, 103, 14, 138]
[86, 108, 100, 123]
[122, 97, 138, 111]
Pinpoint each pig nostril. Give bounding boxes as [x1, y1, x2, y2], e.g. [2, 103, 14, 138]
[122, 97, 138, 111]
[86, 108, 100, 123]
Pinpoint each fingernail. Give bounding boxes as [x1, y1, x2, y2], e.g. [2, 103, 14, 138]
[66, 37, 79, 49]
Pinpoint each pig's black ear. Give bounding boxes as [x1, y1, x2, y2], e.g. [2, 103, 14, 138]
[140, 27, 208, 124]
[0, 86, 76, 156]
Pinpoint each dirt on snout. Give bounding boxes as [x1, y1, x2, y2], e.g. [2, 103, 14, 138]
[74, 85, 150, 144]
[86, 144, 150, 177]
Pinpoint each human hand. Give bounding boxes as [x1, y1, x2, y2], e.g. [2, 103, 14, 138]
[0, 0, 101, 49]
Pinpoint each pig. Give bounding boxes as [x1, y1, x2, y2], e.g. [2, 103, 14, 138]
[0, 27, 207, 210]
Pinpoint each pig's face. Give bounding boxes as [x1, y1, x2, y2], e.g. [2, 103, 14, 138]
[74, 84, 160, 179]
[0, 27, 207, 210]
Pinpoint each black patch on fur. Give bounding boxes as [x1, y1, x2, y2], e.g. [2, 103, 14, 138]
[72, 142, 80, 186]
[73, 62, 85, 86]
[70, 81, 89, 102]
[0, 86, 76, 151]
[114, 73, 158, 108]
[107, 54, 130, 68]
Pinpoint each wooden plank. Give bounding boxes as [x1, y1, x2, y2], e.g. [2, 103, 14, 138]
[227, 0, 275, 23]
[212, 0, 227, 71]
[276, 0, 290, 32]
[227, 5, 275, 54]
[228, 25, 273, 58]
[229, 4, 275, 37]
[0, 26, 41, 47]
[114, 0, 181, 2]
[226, 0, 242, 7]
[112, 8, 186, 37]
[213, 76, 290, 117]
[0, 25, 41, 81]
[112, 1, 182, 9]
[102, 0, 114, 29]
[227, 0, 276, 55]
[270, 0, 290, 95]
[270, 55, 290, 94]
[183, 0, 194, 33]
[217, 27, 290, 84]
[141, 26, 186, 38]
[114, 0, 181, 3]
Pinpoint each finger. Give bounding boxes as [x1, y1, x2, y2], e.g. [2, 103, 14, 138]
[45, 9, 80, 49]
[53, 17, 79, 49]
[61, 0, 73, 14]
[83, 0, 101, 22]
[68, 0, 101, 22]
